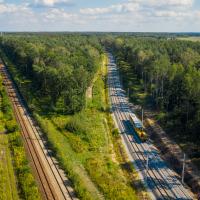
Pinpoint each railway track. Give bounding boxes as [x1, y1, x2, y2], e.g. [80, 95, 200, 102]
[0, 63, 78, 200]
[107, 53, 193, 200]
[108, 66, 169, 199]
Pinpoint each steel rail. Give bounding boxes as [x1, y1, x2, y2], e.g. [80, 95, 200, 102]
[0, 65, 76, 200]
[0, 67, 57, 200]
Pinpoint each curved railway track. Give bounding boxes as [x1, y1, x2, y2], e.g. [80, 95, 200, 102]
[0, 63, 78, 200]
[107, 53, 193, 200]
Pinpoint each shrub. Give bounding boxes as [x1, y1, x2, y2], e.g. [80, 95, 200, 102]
[112, 128, 120, 137]
[5, 120, 18, 133]
[65, 118, 86, 135]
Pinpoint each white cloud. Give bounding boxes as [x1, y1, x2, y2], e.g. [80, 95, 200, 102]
[0, 0, 199, 32]
[155, 10, 190, 18]
[77, 0, 199, 31]
[147, 0, 193, 7]
[42, 8, 77, 21]
[0, 3, 30, 14]
[129, 0, 193, 8]
[34, 0, 70, 7]
[195, 11, 200, 18]
[80, 0, 195, 22]
[80, 7, 109, 15]
[80, 2, 139, 15]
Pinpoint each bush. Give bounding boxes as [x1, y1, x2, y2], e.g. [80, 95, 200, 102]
[112, 128, 120, 137]
[5, 120, 19, 133]
[65, 118, 86, 134]
[66, 133, 87, 153]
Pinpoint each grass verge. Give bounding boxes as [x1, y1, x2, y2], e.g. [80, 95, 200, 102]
[0, 133, 19, 200]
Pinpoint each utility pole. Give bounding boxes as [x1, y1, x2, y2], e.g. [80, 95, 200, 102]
[63, 96, 65, 115]
[182, 153, 186, 184]
[142, 108, 144, 130]
[146, 153, 149, 180]
[127, 88, 129, 99]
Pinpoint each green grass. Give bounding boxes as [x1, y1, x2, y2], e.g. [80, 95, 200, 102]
[177, 37, 200, 42]
[0, 85, 19, 200]
[0, 134, 19, 200]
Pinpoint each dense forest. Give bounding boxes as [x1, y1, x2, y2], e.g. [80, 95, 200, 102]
[103, 36, 200, 141]
[0, 35, 102, 114]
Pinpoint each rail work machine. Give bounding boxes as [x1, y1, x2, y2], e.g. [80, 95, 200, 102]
[129, 113, 148, 142]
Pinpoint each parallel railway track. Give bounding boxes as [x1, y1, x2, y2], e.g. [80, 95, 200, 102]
[107, 53, 193, 200]
[108, 67, 170, 199]
[0, 63, 77, 200]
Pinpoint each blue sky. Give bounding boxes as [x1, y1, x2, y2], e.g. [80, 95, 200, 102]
[0, 0, 200, 32]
